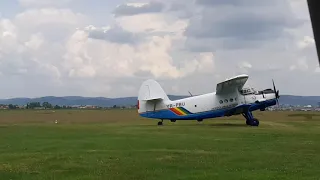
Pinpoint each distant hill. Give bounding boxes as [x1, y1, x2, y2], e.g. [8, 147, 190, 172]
[0, 95, 319, 107]
[277, 95, 320, 106]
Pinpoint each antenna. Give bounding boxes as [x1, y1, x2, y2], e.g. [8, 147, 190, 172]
[188, 91, 193, 97]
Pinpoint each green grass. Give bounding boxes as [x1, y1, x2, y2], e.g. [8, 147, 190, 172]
[0, 110, 320, 179]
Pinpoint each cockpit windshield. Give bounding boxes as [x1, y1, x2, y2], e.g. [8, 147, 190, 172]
[239, 87, 255, 95]
[240, 87, 275, 95]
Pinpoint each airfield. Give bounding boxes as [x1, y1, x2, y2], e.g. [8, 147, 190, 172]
[0, 109, 320, 179]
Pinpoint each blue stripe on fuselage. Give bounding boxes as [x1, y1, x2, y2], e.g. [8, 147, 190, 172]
[139, 108, 226, 120]
[139, 99, 277, 120]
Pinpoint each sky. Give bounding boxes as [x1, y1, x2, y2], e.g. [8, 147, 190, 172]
[0, 0, 319, 99]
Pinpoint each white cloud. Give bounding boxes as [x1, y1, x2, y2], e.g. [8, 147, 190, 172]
[297, 36, 315, 49]
[0, 19, 18, 54]
[24, 33, 44, 50]
[238, 61, 252, 73]
[62, 28, 211, 80]
[14, 8, 88, 35]
[289, 58, 309, 71]
[0, 0, 319, 98]
[19, 0, 73, 7]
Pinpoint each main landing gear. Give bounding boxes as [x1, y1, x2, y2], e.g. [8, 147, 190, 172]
[242, 111, 259, 126]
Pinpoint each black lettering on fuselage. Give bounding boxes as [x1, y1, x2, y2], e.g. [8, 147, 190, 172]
[166, 102, 185, 108]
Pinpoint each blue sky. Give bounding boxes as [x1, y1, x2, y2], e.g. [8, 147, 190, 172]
[0, 1, 21, 18]
[0, 0, 319, 98]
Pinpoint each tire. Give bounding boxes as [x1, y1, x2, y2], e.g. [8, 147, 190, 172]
[251, 118, 259, 126]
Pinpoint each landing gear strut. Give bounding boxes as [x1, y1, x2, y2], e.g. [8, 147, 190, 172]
[242, 111, 259, 126]
[158, 119, 163, 126]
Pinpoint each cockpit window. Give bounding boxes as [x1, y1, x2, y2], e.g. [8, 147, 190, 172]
[240, 88, 255, 95]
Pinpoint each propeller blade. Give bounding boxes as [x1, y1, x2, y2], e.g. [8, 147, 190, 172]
[272, 79, 280, 107]
[272, 79, 276, 93]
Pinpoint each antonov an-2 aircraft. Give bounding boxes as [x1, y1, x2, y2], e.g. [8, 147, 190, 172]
[137, 74, 280, 126]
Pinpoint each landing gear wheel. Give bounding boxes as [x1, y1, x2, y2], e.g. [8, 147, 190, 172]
[252, 118, 259, 126]
[243, 111, 259, 127]
[157, 121, 163, 126]
[197, 119, 203, 122]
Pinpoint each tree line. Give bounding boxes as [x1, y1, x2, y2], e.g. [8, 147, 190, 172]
[2, 102, 73, 110]
[1, 102, 134, 110]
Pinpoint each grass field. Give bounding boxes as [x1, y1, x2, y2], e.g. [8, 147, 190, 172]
[0, 109, 320, 180]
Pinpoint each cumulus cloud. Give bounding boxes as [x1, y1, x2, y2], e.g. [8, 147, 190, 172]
[19, 0, 73, 7]
[24, 33, 44, 50]
[62, 28, 213, 81]
[0, 0, 319, 98]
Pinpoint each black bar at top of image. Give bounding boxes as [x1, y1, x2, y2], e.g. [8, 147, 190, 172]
[307, 0, 320, 66]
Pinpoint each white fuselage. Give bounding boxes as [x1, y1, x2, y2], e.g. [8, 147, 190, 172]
[138, 89, 276, 120]
[140, 91, 275, 114]
[137, 75, 278, 126]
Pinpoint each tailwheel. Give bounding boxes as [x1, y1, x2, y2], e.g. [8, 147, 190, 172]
[158, 120, 163, 126]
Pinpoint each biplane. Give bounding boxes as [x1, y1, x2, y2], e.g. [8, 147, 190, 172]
[137, 74, 280, 126]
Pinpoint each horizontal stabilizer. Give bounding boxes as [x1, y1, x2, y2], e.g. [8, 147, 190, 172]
[141, 97, 163, 101]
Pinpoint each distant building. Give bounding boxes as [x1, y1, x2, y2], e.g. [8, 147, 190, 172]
[0, 105, 8, 109]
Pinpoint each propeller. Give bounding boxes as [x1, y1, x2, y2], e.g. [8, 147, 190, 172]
[272, 79, 280, 106]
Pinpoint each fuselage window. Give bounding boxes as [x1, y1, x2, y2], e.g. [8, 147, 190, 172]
[230, 98, 233, 102]
[219, 100, 223, 104]
[224, 99, 228, 103]
[195, 105, 197, 107]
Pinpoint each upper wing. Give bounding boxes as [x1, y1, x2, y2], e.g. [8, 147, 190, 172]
[216, 74, 249, 95]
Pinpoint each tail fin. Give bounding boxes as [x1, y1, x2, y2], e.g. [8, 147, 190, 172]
[137, 79, 169, 114]
[138, 79, 169, 101]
